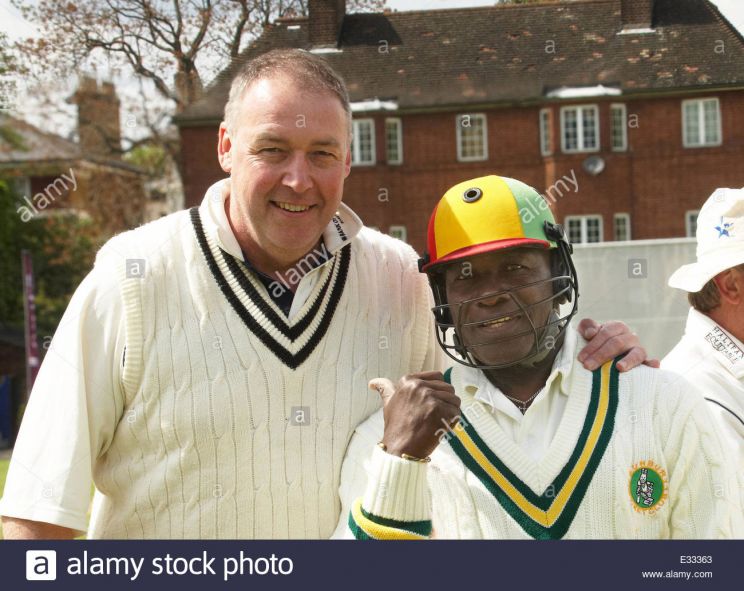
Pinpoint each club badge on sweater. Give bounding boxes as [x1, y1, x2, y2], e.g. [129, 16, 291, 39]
[629, 461, 668, 514]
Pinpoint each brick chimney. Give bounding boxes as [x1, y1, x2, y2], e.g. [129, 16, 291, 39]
[620, 0, 655, 29]
[71, 77, 121, 159]
[308, 0, 346, 47]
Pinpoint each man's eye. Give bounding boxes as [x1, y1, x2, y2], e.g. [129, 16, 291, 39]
[259, 147, 283, 154]
[505, 264, 525, 271]
[313, 151, 336, 158]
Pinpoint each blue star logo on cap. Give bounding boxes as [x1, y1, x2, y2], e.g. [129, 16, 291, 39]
[715, 217, 732, 238]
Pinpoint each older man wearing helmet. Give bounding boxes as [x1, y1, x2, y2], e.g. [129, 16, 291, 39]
[663, 188, 744, 472]
[335, 175, 742, 540]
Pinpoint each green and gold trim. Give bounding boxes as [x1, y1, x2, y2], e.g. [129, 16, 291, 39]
[446, 359, 620, 539]
[348, 498, 432, 540]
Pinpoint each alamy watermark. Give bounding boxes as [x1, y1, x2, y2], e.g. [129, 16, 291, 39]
[16, 168, 78, 222]
[267, 242, 331, 297]
[519, 169, 579, 223]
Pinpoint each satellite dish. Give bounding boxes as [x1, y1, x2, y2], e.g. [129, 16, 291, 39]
[583, 155, 605, 176]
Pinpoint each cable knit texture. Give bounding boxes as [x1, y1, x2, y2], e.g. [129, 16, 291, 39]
[85, 204, 437, 539]
[337, 333, 743, 539]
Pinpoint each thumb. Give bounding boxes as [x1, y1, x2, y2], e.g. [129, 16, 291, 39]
[369, 378, 395, 405]
[578, 317, 600, 340]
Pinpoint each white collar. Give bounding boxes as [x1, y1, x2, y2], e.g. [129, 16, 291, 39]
[198, 178, 363, 262]
[456, 326, 580, 418]
[685, 308, 744, 379]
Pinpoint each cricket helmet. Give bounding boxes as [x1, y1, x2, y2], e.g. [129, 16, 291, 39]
[418, 175, 579, 369]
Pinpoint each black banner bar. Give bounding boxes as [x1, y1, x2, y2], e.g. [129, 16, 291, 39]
[1, 540, 740, 590]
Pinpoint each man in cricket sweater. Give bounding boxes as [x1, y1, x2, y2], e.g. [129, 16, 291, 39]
[335, 175, 743, 539]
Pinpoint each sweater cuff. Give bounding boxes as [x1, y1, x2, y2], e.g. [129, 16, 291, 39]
[362, 445, 431, 523]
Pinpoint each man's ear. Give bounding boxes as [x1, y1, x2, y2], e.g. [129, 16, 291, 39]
[713, 268, 742, 305]
[343, 146, 351, 178]
[217, 122, 233, 173]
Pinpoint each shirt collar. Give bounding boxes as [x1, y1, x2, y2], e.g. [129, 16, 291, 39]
[198, 178, 363, 262]
[685, 308, 744, 379]
[456, 326, 580, 411]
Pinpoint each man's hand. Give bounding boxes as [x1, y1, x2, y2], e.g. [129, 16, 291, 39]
[577, 319, 660, 372]
[370, 371, 461, 460]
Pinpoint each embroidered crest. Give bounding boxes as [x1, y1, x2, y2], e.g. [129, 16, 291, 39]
[629, 461, 668, 513]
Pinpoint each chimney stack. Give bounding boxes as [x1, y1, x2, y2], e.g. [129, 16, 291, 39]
[620, 0, 655, 30]
[71, 77, 121, 159]
[308, 0, 346, 47]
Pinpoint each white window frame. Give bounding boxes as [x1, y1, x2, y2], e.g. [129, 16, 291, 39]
[456, 113, 488, 162]
[352, 118, 376, 166]
[560, 105, 600, 153]
[610, 103, 628, 152]
[682, 98, 722, 148]
[539, 108, 552, 156]
[385, 118, 403, 165]
[685, 210, 700, 237]
[388, 225, 407, 242]
[565, 215, 604, 244]
[613, 212, 631, 241]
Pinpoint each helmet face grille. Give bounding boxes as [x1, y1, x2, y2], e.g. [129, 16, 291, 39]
[432, 275, 578, 370]
[427, 235, 579, 370]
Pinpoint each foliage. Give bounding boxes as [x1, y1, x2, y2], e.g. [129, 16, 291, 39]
[0, 126, 27, 151]
[0, 181, 104, 341]
[124, 143, 168, 176]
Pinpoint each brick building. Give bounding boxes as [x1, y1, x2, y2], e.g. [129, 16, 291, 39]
[175, 0, 744, 254]
[0, 77, 148, 235]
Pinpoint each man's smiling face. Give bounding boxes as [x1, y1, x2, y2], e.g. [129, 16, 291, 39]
[218, 73, 351, 269]
[443, 247, 556, 366]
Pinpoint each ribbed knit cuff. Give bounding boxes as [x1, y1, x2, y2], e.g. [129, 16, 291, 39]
[362, 445, 431, 523]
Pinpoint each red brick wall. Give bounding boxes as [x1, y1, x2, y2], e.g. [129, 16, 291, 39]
[180, 126, 223, 208]
[178, 89, 744, 254]
[548, 90, 744, 242]
[342, 109, 547, 252]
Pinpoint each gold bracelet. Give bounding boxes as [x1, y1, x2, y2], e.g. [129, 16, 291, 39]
[377, 442, 431, 463]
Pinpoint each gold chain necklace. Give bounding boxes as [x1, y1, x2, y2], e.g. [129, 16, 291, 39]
[503, 388, 542, 414]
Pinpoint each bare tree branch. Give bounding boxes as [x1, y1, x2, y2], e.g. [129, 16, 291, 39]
[10, 0, 385, 187]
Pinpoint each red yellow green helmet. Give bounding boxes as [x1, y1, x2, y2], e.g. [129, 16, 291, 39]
[418, 174, 579, 370]
[420, 175, 559, 273]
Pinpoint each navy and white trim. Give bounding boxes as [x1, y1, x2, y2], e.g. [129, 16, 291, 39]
[190, 207, 350, 369]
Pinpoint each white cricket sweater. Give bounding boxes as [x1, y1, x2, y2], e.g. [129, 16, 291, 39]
[1, 190, 440, 538]
[338, 330, 744, 539]
[662, 308, 744, 473]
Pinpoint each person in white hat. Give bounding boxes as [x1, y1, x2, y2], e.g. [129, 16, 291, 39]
[663, 187, 744, 474]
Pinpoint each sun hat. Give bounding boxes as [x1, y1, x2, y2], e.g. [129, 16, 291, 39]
[668, 187, 744, 292]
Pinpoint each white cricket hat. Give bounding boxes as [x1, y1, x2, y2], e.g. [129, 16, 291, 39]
[668, 187, 744, 292]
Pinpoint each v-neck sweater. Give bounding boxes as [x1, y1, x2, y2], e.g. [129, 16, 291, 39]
[337, 329, 743, 539]
[0, 187, 441, 538]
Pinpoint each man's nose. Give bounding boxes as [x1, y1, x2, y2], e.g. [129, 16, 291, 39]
[282, 152, 313, 193]
[474, 285, 510, 307]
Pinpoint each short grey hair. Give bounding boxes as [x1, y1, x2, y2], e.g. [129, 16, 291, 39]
[224, 48, 352, 142]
